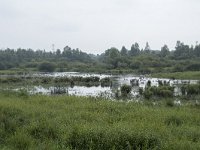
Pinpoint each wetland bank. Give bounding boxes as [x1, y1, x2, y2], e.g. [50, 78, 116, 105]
[0, 72, 200, 149]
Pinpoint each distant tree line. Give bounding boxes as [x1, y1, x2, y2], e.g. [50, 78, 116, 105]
[98, 41, 200, 73]
[0, 46, 93, 71]
[0, 41, 200, 73]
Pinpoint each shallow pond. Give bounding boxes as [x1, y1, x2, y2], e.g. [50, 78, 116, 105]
[11, 72, 198, 98]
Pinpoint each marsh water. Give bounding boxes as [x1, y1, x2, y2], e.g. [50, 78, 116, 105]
[8, 72, 198, 98]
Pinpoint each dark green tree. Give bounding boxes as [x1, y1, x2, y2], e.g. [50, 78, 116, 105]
[144, 42, 151, 53]
[160, 45, 170, 57]
[130, 43, 140, 56]
[120, 46, 128, 56]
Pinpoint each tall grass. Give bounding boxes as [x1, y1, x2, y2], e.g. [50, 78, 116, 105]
[0, 91, 199, 149]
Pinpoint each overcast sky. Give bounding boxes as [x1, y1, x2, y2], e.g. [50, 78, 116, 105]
[0, 0, 199, 54]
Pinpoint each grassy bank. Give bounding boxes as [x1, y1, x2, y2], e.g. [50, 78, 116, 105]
[0, 91, 200, 149]
[152, 71, 200, 80]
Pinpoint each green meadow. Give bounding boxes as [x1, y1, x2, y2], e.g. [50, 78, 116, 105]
[0, 91, 199, 150]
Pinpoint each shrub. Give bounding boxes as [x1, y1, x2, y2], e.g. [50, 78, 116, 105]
[139, 88, 143, 95]
[147, 80, 151, 87]
[38, 62, 55, 72]
[166, 100, 174, 107]
[143, 86, 174, 99]
[181, 86, 187, 95]
[120, 84, 132, 97]
[186, 63, 200, 71]
[159, 90, 173, 97]
[143, 90, 153, 99]
[186, 84, 200, 95]
[158, 80, 163, 86]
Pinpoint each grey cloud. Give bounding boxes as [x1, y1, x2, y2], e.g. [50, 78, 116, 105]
[0, 0, 199, 54]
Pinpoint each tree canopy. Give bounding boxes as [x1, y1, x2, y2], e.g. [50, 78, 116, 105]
[0, 41, 199, 73]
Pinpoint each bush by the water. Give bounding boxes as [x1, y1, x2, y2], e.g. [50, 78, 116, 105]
[181, 84, 200, 96]
[143, 86, 174, 99]
[120, 84, 132, 97]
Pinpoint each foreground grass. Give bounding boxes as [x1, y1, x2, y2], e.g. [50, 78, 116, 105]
[0, 92, 200, 149]
[152, 71, 200, 80]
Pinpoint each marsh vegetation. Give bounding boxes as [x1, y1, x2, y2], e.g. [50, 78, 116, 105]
[0, 90, 200, 150]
